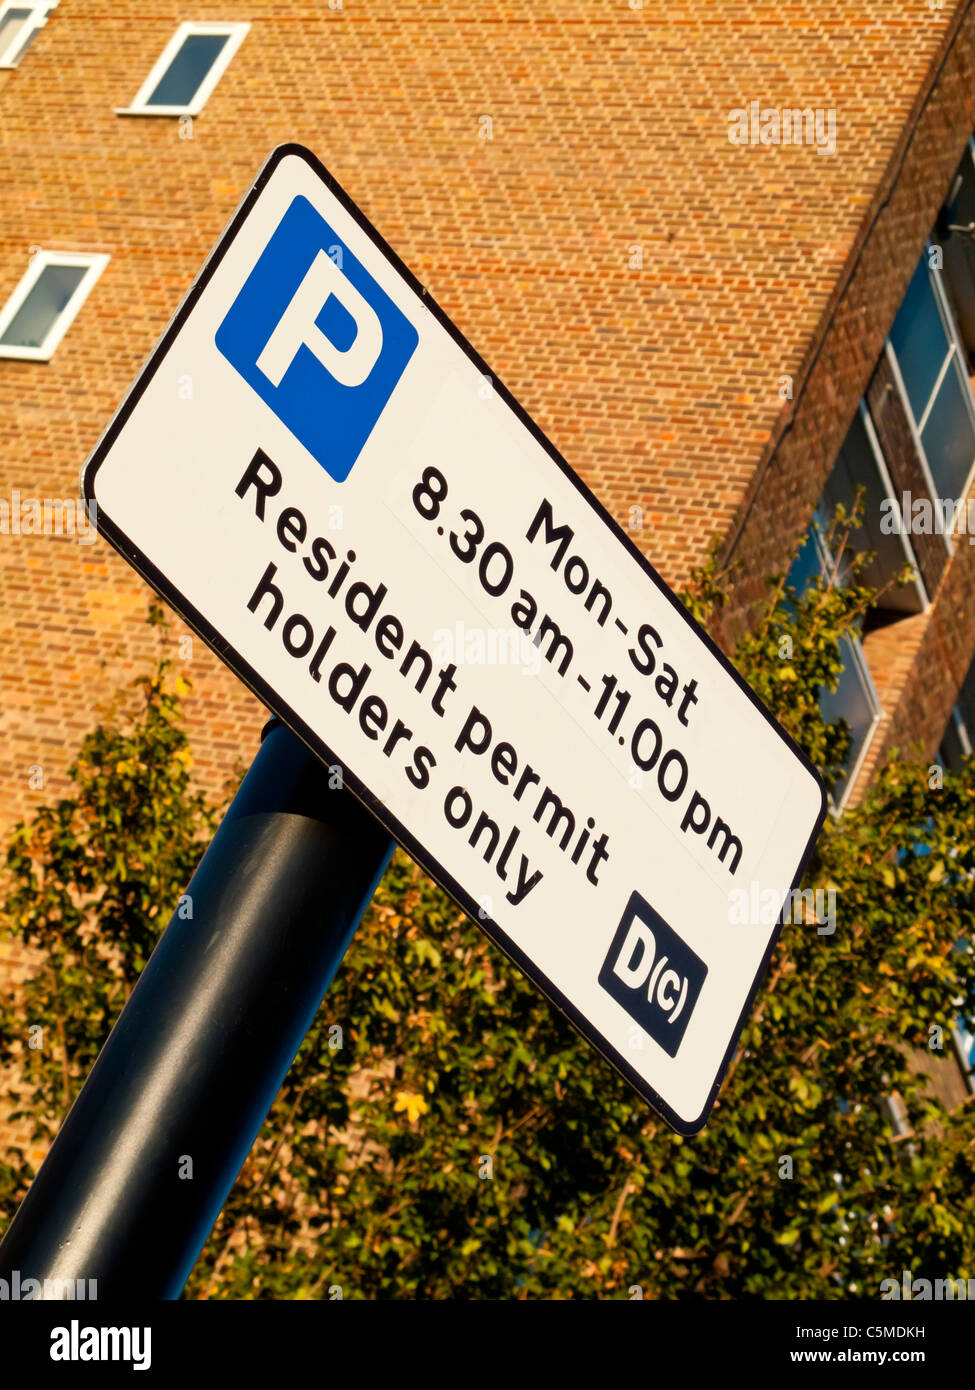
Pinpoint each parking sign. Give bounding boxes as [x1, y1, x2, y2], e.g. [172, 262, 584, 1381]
[83, 145, 826, 1132]
[215, 195, 418, 481]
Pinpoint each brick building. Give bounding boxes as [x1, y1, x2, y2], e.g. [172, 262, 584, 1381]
[2, 0, 975, 1116]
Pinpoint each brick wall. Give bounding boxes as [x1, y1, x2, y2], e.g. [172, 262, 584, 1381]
[714, 0, 975, 782]
[0, 0, 966, 837]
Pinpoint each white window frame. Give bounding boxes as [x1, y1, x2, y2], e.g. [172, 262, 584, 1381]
[833, 401, 931, 613]
[858, 402, 930, 610]
[0, 0, 55, 69]
[885, 340, 953, 558]
[116, 21, 249, 118]
[801, 524, 883, 815]
[924, 249, 975, 469]
[830, 631, 883, 815]
[0, 250, 109, 362]
[886, 245, 975, 556]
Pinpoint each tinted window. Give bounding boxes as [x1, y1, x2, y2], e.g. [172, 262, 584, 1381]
[823, 409, 922, 615]
[0, 263, 87, 349]
[146, 33, 228, 107]
[920, 365, 975, 499]
[889, 260, 949, 421]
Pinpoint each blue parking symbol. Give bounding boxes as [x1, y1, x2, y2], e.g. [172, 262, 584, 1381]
[215, 196, 419, 482]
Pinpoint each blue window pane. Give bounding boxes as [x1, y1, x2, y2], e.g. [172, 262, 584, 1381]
[889, 258, 951, 422]
[956, 1021, 975, 1079]
[146, 34, 228, 108]
[824, 410, 921, 614]
[939, 710, 968, 775]
[786, 526, 823, 595]
[784, 524, 881, 798]
[920, 364, 975, 498]
[0, 263, 87, 349]
[819, 635, 878, 793]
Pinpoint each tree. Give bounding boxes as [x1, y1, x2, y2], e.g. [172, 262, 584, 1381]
[0, 607, 218, 1207]
[2, 541, 974, 1300]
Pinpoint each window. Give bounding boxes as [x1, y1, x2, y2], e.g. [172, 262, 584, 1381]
[951, 1024, 975, 1095]
[939, 707, 971, 774]
[117, 22, 249, 117]
[821, 404, 927, 619]
[783, 399, 927, 808]
[888, 251, 975, 503]
[0, 0, 54, 68]
[935, 140, 975, 368]
[938, 655, 975, 772]
[0, 251, 109, 361]
[786, 524, 883, 810]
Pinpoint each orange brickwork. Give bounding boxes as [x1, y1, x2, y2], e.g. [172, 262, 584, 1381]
[1, 1, 971, 838]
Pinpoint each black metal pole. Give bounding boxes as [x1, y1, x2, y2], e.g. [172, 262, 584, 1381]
[0, 719, 393, 1299]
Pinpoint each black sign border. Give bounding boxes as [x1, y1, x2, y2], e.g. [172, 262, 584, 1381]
[81, 142, 828, 1135]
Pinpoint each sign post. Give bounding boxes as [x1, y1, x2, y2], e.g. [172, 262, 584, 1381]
[0, 719, 392, 1298]
[82, 142, 826, 1135]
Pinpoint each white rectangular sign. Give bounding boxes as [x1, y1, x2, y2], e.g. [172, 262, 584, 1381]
[83, 145, 826, 1133]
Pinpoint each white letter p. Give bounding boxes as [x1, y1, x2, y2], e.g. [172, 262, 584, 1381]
[256, 251, 383, 389]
